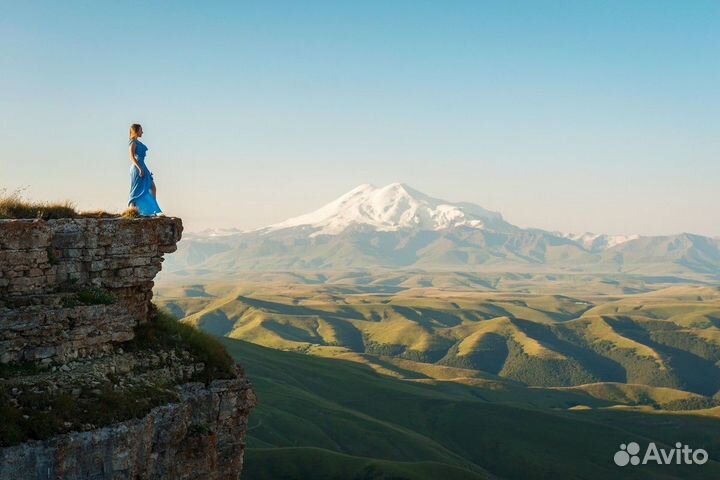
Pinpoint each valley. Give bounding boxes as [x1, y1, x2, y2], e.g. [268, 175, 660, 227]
[156, 275, 720, 405]
[223, 337, 720, 479]
[153, 183, 720, 478]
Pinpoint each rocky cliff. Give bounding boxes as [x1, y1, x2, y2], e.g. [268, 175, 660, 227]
[0, 217, 255, 480]
[0, 217, 183, 363]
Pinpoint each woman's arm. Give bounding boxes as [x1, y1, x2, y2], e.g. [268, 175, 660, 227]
[129, 142, 144, 177]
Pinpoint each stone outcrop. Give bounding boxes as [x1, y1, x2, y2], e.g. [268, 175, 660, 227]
[0, 217, 255, 480]
[0, 375, 256, 480]
[0, 217, 183, 363]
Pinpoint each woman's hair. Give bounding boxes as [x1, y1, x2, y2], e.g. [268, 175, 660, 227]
[129, 123, 142, 140]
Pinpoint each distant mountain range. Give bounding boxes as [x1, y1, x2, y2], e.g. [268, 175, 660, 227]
[166, 183, 720, 277]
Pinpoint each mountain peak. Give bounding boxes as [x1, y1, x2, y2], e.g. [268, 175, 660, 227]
[384, 181, 411, 191]
[262, 183, 514, 236]
[561, 232, 640, 251]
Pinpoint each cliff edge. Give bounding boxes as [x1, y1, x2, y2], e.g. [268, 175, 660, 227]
[0, 217, 255, 480]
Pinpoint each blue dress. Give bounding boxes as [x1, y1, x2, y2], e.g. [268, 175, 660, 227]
[128, 139, 163, 216]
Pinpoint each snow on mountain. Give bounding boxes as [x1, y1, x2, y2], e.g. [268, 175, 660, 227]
[164, 184, 720, 275]
[186, 183, 641, 253]
[260, 183, 514, 237]
[562, 232, 640, 251]
[192, 228, 244, 238]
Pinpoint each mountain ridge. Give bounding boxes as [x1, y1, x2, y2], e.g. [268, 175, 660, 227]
[166, 183, 720, 277]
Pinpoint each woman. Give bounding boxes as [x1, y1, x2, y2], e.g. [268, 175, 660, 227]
[128, 123, 163, 216]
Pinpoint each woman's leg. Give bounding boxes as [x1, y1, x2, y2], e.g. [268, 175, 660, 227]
[151, 181, 157, 197]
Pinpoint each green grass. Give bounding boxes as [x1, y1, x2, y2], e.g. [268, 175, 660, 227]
[158, 284, 720, 396]
[129, 309, 237, 382]
[554, 383, 713, 410]
[61, 287, 116, 308]
[0, 309, 238, 447]
[0, 384, 177, 447]
[224, 337, 720, 480]
[77, 287, 114, 305]
[245, 447, 487, 480]
[0, 361, 44, 379]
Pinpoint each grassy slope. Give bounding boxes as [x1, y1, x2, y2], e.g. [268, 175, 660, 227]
[224, 338, 720, 480]
[158, 283, 720, 397]
[247, 447, 486, 480]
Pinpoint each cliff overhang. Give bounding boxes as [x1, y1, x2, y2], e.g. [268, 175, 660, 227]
[0, 217, 256, 480]
[0, 217, 182, 363]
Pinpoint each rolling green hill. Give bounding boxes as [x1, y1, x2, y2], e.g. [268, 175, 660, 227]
[156, 281, 720, 397]
[226, 338, 720, 479]
[155, 274, 720, 477]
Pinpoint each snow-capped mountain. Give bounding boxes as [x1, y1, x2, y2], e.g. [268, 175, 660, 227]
[260, 183, 516, 236]
[561, 232, 640, 252]
[163, 183, 720, 276]
[191, 227, 244, 238]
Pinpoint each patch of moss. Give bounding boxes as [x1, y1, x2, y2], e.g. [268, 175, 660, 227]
[61, 288, 115, 308]
[188, 423, 212, 436]
[76, 287, 115, 305]
[46, 247, 59, 265]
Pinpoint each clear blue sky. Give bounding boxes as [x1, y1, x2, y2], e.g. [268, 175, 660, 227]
[2, 1, 718, 235]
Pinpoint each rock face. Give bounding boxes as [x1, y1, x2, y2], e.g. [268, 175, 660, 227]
[0, 217, 183, 363]
[0, 217, 256, 480]
[0, 376, 256, 480]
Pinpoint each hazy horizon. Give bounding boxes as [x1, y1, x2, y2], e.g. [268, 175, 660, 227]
[2, 1, 718, 236]
[180, 180, 719, 237]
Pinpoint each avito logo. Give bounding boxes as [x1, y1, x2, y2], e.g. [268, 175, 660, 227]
[614, 442, 709, 466]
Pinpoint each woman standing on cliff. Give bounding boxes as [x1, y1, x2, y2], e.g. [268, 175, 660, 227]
[128, 123, 164, 216]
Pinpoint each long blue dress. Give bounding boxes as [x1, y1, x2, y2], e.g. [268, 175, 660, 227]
[128, 139, 163, 216]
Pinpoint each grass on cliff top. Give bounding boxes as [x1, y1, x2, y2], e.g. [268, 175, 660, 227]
[0, 188, 78, 220]
[129, 308, 237, 383]
[0, 188, 123, 220]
